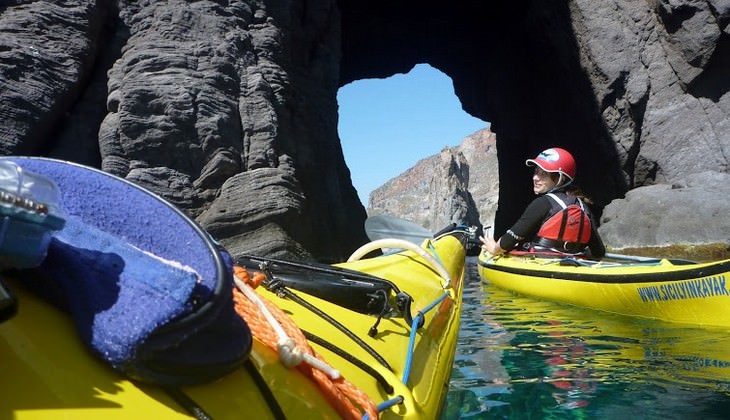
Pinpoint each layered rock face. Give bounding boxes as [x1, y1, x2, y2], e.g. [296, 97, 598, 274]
[1, 0, 728, 259]
[0, 0, 367, 261]
[368, 129, 498, 233]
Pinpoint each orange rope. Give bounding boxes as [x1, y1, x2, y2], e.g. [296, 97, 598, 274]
[232, 266, 379, 420]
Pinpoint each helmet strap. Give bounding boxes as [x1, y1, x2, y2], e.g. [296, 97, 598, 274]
[547, 174, 573, 194]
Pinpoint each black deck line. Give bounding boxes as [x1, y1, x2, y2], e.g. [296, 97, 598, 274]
[478, 259, 730, 284]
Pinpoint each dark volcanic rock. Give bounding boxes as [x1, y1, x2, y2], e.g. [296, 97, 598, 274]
[1, 0, 368, 261]
[0, 0, 728, 260]
[599, 171, 730, 248]
[0, 1, 108, 157]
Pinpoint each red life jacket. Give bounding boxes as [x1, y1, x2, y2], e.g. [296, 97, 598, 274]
[535, 193, 592, 251]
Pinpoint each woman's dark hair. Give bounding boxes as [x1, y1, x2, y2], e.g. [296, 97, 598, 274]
[565, 185, 593, 204]
[549, 173, 593, 204]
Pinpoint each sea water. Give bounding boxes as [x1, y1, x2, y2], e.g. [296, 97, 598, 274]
[442, 257, 730, 419]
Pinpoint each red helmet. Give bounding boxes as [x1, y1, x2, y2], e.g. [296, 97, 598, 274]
[525, 147, 576, 180]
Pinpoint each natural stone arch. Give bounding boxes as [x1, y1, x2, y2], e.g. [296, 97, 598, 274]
[338, 0, 626, 235]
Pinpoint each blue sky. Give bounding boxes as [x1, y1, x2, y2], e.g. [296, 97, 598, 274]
[337, 64, 489, 205]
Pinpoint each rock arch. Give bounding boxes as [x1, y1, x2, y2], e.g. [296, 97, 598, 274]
[339, 0, 625, 235]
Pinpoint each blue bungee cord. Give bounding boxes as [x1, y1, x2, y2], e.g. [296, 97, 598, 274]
[360, 291, 450, 420]
[362, 396, 405, 420]
[427, 240, 446, 275]
[402, 240, 452, 385]
[401, 291, 450, 385]
[362, 241, 454, 419]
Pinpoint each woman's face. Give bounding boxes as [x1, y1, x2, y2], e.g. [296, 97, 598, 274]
[532, 167, 557, 194]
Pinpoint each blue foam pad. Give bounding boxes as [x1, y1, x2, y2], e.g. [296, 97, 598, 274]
[43, 214, 200, 364]
[2, 157, 251, 384]
[12, 158, 219, 296]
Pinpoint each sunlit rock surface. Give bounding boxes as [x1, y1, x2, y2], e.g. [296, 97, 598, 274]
[368, 129, 498, 234]
[599, 171, 730, 249]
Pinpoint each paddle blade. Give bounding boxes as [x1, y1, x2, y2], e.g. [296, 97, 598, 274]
[365, 215, 433, 244]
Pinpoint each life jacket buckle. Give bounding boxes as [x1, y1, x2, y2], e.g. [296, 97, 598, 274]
[563, 241, 580, 252]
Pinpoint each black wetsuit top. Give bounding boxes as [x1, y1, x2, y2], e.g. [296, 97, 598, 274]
[499, 193, 606, 258]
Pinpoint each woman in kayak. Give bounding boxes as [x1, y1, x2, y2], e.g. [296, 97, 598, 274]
[480, 147, 605, 259]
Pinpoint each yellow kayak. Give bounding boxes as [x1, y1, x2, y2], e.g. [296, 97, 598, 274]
[483, 283, 730, 392]
[0, 157, 468, 419]
[1, 233, 466, 420]
[478, 250, 730, 328]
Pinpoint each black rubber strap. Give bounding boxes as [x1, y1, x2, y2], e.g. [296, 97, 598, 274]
[274, 286, 393, 371]
[161, 360, 286, 420]
[244, 359, 286, 420]
[303, 330, 395, 394]
[162, 386, 213, 420]
[536, 237, 587, 252]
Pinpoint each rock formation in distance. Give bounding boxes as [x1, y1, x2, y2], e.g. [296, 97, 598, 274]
[368, 128, 498, 233]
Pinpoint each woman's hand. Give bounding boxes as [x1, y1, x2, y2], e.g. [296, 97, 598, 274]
[480, 235, 504, 255]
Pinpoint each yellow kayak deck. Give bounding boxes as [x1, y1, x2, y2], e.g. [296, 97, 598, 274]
[478, 251, 730, 328]
[1, 234, 466, 419]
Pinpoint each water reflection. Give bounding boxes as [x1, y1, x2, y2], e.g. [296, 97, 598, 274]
[444, 258, 730, 419]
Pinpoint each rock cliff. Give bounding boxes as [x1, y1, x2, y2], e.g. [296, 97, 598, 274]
[368, 128, 498, 233]
[371, 130, 730, 249]
[0, 0, 728, 260]
[1, 0, 367, 261]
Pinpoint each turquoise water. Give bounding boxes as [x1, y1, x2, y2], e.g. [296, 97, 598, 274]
[443, 257, 730, 419]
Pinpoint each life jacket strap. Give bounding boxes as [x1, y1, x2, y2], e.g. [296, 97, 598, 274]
[535, 237, 588, 253]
